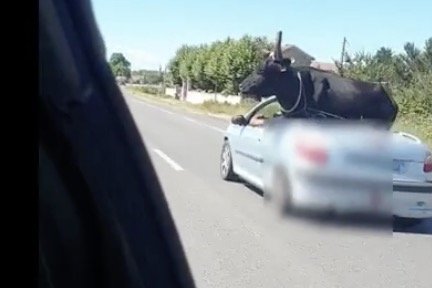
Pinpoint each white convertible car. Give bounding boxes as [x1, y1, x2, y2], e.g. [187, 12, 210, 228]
[220, 96, 432, 227]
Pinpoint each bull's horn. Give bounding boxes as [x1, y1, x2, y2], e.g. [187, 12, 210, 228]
[273, 31, 283, 60]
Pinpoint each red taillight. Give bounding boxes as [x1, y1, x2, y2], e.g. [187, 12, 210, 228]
[424, 154, 432, 173]
[295, 141, 328, 165]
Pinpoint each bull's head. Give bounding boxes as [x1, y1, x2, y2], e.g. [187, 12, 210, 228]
[239, 31, 299, 105]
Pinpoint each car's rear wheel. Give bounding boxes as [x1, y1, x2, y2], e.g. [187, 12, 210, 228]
[220, 140, 237, 181]
[393, 216, 423, 228]
[264, 166, 292, 214]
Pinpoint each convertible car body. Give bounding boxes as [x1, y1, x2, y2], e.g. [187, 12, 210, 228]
[220, 96, 432, 226]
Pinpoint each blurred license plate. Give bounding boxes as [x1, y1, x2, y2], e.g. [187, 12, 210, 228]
[393, 160, 405, 174]
[369, 190, 382, 210]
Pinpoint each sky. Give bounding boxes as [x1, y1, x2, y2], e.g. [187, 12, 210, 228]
[92, 0, 432, 71]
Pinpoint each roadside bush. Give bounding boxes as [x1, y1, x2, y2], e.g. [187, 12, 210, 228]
[200, 100, 255, 115]
[135, 86, 165, 96]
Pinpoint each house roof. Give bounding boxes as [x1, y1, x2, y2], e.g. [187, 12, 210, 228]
[282, 44, 316, 61]
[310, 61, 339, 73]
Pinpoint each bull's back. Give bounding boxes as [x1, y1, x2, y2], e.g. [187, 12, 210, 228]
[317, 70, 379, 96]
[307, 69, 397, 121]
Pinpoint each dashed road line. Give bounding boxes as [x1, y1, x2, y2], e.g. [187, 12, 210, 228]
[202, 123, 225, 133]
[184, 116, 198, 123]
[153, 148, 184, 171]
[183, 116, 225, 133]
[132, 99, 174, 115]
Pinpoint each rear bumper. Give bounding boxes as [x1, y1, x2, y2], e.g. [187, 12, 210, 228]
[290, 176, 392, 217]
[393, 181, 432, 219]
[289, 174, 432, 219]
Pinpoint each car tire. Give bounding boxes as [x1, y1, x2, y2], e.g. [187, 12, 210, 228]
[393, 216, 423, 228]
[220, 140, 238, 181]
[264, 166, 292, 215]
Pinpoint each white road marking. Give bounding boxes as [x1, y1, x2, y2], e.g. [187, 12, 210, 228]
[183, 116, 225, 133]
[132, 99, 174, 115]
[184, 116, 198, 123]
[153, 148, 184, 171]
[201, 123, 225, 133]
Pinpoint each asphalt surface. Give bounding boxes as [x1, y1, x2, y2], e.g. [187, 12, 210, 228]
[122, 89, 432, 288]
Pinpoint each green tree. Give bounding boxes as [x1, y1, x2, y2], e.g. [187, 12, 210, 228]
[167, 45, 192, 86]
[343, 37, 432, 117]
[178, 45, 198, 86]
[132, 69, 163, 85]
[167, 35, 272, 94]
[374, 47, 394, 66]
[166, 57, 181, 85]
[203, 40, 227, 92]
[109, 53, 131, 78]
[220, 35, 271, 94]
[191, 45, 211, 90]
[423, 38, 432, 70]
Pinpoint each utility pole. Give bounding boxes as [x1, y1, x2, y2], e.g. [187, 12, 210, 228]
[162, 65, 167, 95]
[157, 64, 163, 96]
[339, 37, 347, 77]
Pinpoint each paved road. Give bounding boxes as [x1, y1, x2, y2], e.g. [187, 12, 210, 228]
[122, 90, 432, 288]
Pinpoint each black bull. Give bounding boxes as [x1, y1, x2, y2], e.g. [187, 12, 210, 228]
[238, 31, 398, 126]
[239, 65, 399, 126]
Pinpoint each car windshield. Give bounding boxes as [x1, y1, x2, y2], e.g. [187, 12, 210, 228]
[92, 0, 432, 287]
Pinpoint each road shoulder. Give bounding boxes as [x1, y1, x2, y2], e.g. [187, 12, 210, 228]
[124, 86, 233, 121]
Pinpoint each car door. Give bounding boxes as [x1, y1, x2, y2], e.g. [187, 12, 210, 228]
[254, 102, 285, 182]
[237, 100, 283, 185]
[236, 124, 263, 182]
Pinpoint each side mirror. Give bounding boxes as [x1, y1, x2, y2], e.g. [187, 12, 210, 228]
[231, 115, 247, 126]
